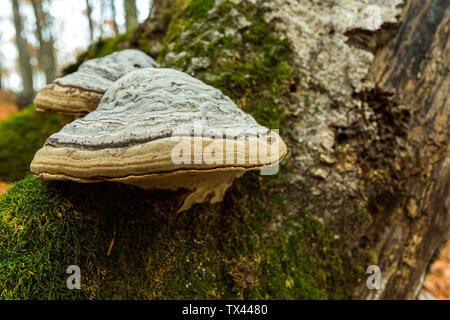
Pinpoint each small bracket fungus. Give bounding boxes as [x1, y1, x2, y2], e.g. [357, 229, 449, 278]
[34, 49, 159, 115]
[31, 68, 287, 212]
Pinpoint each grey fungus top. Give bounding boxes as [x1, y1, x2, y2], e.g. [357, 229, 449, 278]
[34, 49, 158, 115]
[31, 67, 287, 212]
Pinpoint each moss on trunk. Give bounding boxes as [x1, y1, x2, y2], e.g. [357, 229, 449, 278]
[1, 174, 361, 299]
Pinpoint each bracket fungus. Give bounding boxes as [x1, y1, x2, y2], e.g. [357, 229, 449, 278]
[31, 68, 287, 212]
[34, 49, 159, 115]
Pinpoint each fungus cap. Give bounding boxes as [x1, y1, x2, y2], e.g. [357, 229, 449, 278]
[31, 68, 287, 212]
[34, 49, 159, 115]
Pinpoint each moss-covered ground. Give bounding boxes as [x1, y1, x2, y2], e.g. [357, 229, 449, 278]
[0, 0, 365, 299]
[0, 106, 71, 183]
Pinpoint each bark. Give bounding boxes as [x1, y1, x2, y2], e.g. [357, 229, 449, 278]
[124, 0, 138, 31]
[231, 0, 449, 300]
[31, 0, 57, 83]
[353, 0, 450, 299]
[85, 0, 95, 42]
[11, 0, 34, 106]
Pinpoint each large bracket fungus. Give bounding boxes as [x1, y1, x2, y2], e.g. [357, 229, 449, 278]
[31, 68, 287, 212]
[34, 49, 159, 115]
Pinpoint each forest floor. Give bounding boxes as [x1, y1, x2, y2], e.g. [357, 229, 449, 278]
[0, 90, 18, 121]
[0, 90, 17, 196]
[424, 241, 450, 300]
[0, 103, 17, 121]
[0, 91, 17, 196]
[0, 181, 12, 195]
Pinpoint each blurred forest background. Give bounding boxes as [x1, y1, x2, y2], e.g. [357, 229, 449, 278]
[0, 0, 448, 300]
[0, 0, 150, 108]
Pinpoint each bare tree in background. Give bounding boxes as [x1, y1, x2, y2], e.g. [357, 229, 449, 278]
[110, 0, 119, 35]
[124, 0, 138, 30]
[30, 0, 57, 84]
[99, 0, 106, 38]
[85, 0, 95, 42]
[11, 0, 34, 107]
[0, 57, 3, 91]
[0, 30, 3, 90]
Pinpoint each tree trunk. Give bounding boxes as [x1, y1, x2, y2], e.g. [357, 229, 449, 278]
[149, 0, 448, 299]
[31, 0, 57, 84]
[85, 0, 95, 42]
[99, 0, 106, 38]
[109, 0, 119, 36]
[0, 51, 3, 91]
[117, 0, 178, 58]
[124, 0, 138, 31]
[352, 0, 450, 299]
[74, 0, 450, 299]
[11, 0, 34, 107]
[0, 30, 2, 90]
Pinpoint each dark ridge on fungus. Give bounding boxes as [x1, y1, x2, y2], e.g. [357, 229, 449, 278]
[50, 83, 105, 94]
[44, 131, 270, 150]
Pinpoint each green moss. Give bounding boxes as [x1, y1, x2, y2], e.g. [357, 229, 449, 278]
[0, 175, 361, 299]
[0, 106, 71, 183]
[186, 0, 215, 19]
